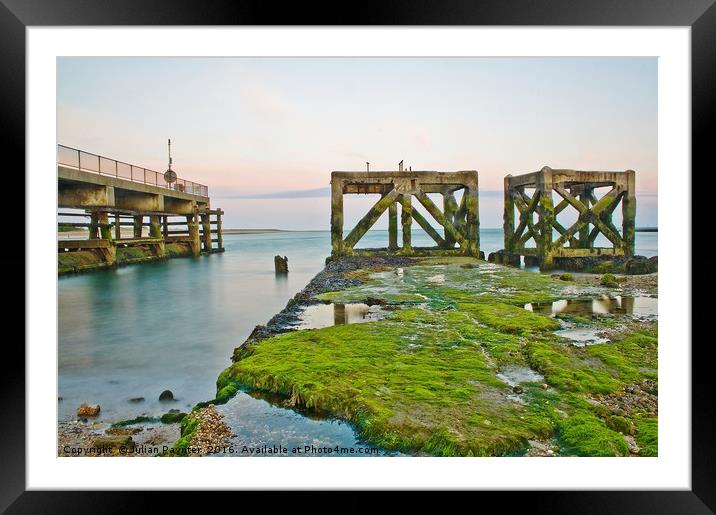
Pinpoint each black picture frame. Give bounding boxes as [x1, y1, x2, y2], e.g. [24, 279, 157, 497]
[3, 0, 710, 512]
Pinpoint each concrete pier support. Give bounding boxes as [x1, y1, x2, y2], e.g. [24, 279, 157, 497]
[149, 215, 162, 238]
[330, 170, 479, 257]
[503, 167, 637, 270]
[622, 170, 636, 257]
[330, 179, 344, 256]
[133, 215, 143, 238]
[98, 211, 112, 240]
[200, 212, 212, 252]
[388, 201, 398, 251]
[536, 167, 555, 270]
[186, 214, 201, 256]
[114, 214, 121, 240]
[400, 194, 413, 254]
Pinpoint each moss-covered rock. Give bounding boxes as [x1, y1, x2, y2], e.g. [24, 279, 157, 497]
[600, 273, 619, 287]
[606, 415, 635, 435]
[160, 411, 187, 424]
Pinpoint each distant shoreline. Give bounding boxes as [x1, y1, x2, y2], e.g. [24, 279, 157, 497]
[223, 229, 293, 234]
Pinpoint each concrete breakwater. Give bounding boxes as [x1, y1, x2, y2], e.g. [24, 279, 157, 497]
[170, 254, 658, 457]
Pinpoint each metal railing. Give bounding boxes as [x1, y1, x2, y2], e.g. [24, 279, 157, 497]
[57, 144, 209, 197]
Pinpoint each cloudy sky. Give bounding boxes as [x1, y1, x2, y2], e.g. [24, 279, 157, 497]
[57, 57, 657, 229]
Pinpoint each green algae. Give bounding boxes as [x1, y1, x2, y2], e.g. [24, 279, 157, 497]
[217, 259, 657, 457]
[160, 412, 187, 424]
[634, 417, 658, 456]
[58, 251, 104, 274]
[557, 412, 630, 456]
[110, 416, 160, 427]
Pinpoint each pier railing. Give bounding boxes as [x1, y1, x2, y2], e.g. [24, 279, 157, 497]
[57, 144, 209, 197]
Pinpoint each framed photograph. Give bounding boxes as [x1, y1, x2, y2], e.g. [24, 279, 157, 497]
[6, 0, 711, 511]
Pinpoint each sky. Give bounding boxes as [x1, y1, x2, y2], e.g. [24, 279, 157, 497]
[57, 57, 657, 229]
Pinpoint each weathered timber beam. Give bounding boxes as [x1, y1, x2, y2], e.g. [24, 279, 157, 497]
[443, 192, 459, 248]
[590, 215, 624, 247]
[553, 186, 588, 215]
[401, 194, 413, 252]
[589, 187, 619, 216]
[518, 228, 535, 246]
[554, 198, 570, 215]
[513, 190, 540, 240]
[343, 189, 400, 249]
[415, 192, 467, 248]
[553, 219, 587, 248]
[412, 209, 446, 247]
[552, 219, 569, 235]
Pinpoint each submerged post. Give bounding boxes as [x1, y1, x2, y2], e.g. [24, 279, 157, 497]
[274, 255, 288, 273]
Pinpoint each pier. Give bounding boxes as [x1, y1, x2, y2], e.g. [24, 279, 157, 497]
[330, 170, 480, 257]
[502, 167, 636, 270]
[58, 145, 224, 273]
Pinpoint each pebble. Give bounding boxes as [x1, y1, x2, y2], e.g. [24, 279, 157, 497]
[76, 404, 100, 417]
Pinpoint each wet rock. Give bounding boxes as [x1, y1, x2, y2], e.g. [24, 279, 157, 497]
[106, 426, 143, 436]
[559, 273, 574, 281]
[540, 383, 549, 390]
[512, 385, 524, 394]
[600, 273, 619, 288]
[625, 256, 657, 275]
[128, 397, 145, 403]
[625, 435, 641, 455]
[159, 390, 174, 401]
[606, 415, 635, 435]
[487, 252, 496, 263]
[274, 255, 289, 273]
[160, 411, 187, 424]
[76, 403, 100, 417]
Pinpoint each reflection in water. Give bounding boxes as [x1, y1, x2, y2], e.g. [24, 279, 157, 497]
[524, 295, 658, 347]
[296, 303, 385, 330]
[524, 295, 657, 318]
[214, 391, 395, 457]
[496, 366, 544, 387]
